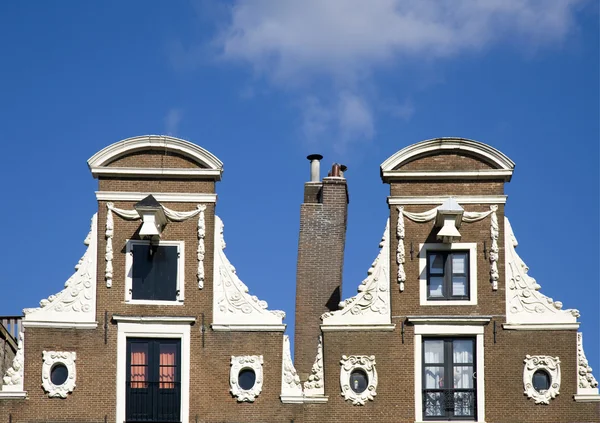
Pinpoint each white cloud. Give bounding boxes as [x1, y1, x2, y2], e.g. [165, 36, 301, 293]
[212, 0, 584, 149]
[165, 108, 183, 136]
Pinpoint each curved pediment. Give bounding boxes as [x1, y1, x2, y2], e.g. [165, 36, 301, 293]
[87, 135, 223, 179]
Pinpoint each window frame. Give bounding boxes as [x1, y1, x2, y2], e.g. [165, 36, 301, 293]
[413, 323, 486, 423]
[125, 240, 185, 305]
[419, 243, 478, 306]
[422, 337, 477, 421]
[426, 251, 470, 301]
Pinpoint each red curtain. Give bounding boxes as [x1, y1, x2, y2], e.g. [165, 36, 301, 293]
[130, 344, 148, 388]
[159, 344, 176, 389]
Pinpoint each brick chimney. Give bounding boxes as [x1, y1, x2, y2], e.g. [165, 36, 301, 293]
[294, 155, 349, 381]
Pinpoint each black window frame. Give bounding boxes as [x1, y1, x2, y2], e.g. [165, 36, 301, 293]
[129, 241, 181, 302]
[126, 338, 182, 423]
[422, 337, 477, 421]
[426, 251, 470, 301]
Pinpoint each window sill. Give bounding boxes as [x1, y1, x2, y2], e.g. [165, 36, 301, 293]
[126, 300, 184, 306]
[415, 421, 484, 423]
[421, 300, 476, 306]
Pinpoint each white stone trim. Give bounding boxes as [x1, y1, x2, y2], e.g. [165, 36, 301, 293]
[382, 169, 513, 181]
[96, 191, 217, 203]
[280, 335, 303, 403]
[230, 355, 264, 402]
[322, 220, 391, 327]
[419, 243, 478, 306]
[212, 216, 285, 328]
[116, 322, 191, 423]
[125, 240, 185, 303]
[112, 315, 196, 324]
[574, 394, 600, 402]
[321, 324, 396, 332]
[211, 324, 286, 332]
[380, 137, 515, 174]
[576, 333, 599, 397]
[41, 351, 77, 398]
[408, 316, 491, 326]
[340, 355, 378, 405]
[414, 325, 485, 422]
[503, 323, 580, 331]
[91, 167, 222, 179]
[504, 217, 579, 326]
[523, 355, 561, 404]
[0, 391, 27, 399]
[388, 195, 507, 205]
[23, 215, 97, 328]
[2, 331, 24, 392]
[87, 134, 223, 174]
[304, 335, 326, 398]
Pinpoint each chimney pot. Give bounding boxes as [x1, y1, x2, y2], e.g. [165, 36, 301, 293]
[307, 154, 323, 182]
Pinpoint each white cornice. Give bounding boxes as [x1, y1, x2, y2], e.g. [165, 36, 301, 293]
[301, 396, 329, 403]
[503, 323, 580, 330]
[574, 394, 600, 402]
[380, 137, 515, 173]
[211, 324, 286, 332]
[0, 391, 27, 399]
[21, 321, 98, 329]
[96, 191, 217, 203]
[112, 315, 196, 324]
[381, 169, 513, 182]
[320, 324, 396, 332]
[91, 167, 222, 180]
[407, 316, 492, 325]
[88, 135, 223, 171]
[388, 195, 507, 205]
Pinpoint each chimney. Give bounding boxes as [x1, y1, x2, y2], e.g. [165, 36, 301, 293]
[294, 156, 349, 381]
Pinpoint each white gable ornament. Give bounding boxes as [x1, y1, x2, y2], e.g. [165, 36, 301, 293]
[23, 214, 98, 328]
[523, 355, 560, 404]
[230, 355, 263, 402]
[340, 355, 378, 405]
[1, 331, 25, 395]
[42, 351, 77, 398]
[504, 217, 579, 328]
[212, 216, 285, 330]
[280, 335, 303, 403]
[322, 220, 392, 328]
[575, 333, 600, 401]
[303, 335, 325, 398]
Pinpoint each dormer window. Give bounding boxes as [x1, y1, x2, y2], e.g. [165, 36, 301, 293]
[125, 240, 185, 304]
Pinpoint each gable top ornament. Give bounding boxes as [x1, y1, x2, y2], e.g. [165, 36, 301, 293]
[87, 135, 224, 180]
[380, 137, 515, 182]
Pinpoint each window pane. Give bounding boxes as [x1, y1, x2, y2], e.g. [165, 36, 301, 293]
[130, 343, 148, 388]
[452, 253, 467, 274]
[428, 277, 444, 298]
[453, 366, 474, 389]
[424, 366, 445, 389]
[533, 370, 550, 392]
[424, 391, 444, 417]
[159, 344, 177, 389]
[424, 340, 444, 363]
[453, 340, 474, 363]
[452, 276, 467, 296]
[429, 254, 444, 274]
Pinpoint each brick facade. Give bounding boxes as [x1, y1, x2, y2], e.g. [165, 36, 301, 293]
[1, 136, 598, 422]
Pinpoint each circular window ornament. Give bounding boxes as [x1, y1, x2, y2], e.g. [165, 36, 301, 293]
[340, 355, 378, 405]
[523, 355, 561, 404]
[42, 351, 77, 398]
[230, 355, 263, 402]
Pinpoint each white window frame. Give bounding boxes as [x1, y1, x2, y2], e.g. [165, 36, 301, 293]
[125, 240, 185, 305]
[116, 321, 191, 423]
[414, 324, 486, 423]
[419, 243, 477, 306]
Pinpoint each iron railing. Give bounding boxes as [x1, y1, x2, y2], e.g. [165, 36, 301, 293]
[0, 316, 22, 343]
[423, 388, 476, 420]
[126, 381, 181, 423]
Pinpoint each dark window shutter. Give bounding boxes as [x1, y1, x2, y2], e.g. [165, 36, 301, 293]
[154, 246, 178, 301]
[132, 244, 154, 300]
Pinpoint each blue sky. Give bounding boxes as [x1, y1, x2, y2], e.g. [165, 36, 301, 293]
[0, 1, 598, 371]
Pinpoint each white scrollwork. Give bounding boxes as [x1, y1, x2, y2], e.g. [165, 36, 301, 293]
[23, 215, 98, 326]
[523, 355, 560, 404]
[197, 205, 206, 289]
[212, 216, 285, 327]
[396, 207, 406, 291]
[505, 217, 579, 324]
[281, 335, 302, 398]
[105, 202, 207, 289]
[42, 351, 77, 398]
[303, 335, 324, 397]
[1, 331, 24, 391]
[230, 355, 263, 402]
[340, 355, 378, 405]
[322, 220, 390, 325]
[489, 205, 499, 290]
[577, 333, 599, 394]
